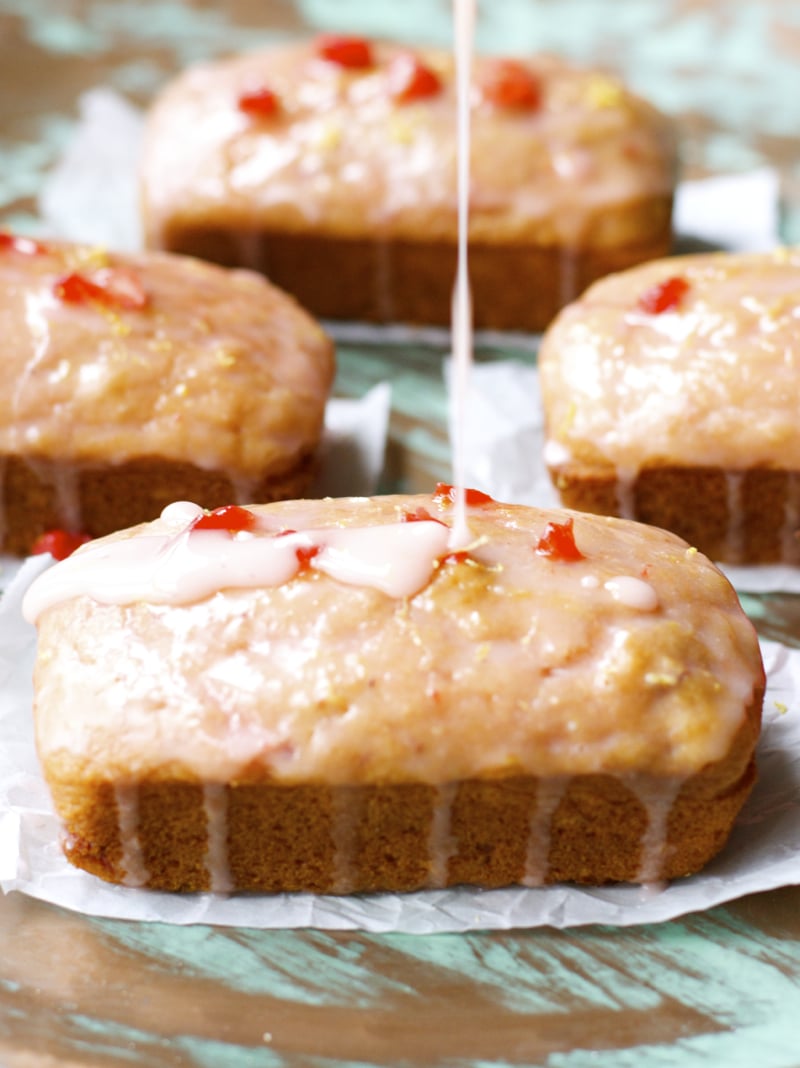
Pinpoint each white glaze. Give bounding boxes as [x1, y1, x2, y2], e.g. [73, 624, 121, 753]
[630, 776, 685, 884]
[724, 471, 746, 563]
[114, 785, 148, 888]
[22, 504, 453, 622]
[330, 790, 359, 894]
[203, 784, 233, 893]
[426, 783, 458, 888]
[447, 0, 477, 552]
[604, 575, 659, 612]
[521, 777, 569, 886]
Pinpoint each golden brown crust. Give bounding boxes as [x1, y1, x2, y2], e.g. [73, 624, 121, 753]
[1, 450, 317, 556]
[47, 690, 761, 894]
[159, 215, 673, 332]
[550, 460, 799, 564]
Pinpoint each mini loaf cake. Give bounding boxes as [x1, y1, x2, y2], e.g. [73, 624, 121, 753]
[140, 36, 677, 331]
[22, 489, 764, 894]
[539, 247, 800, 564]
[0, 232, 334, 555]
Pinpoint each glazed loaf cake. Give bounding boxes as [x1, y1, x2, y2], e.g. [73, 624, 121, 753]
[539, 248, 800, 564]
[140, 37, 677, 331]
[23, 490, 764, 894]
[0, 232, 334, 555]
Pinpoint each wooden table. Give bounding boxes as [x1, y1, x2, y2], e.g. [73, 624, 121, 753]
[1, 2, 799, 1065]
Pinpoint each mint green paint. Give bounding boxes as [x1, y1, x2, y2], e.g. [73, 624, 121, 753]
[0, 210, 45, 233]
[298, 0, 453, 46]
[702, 133, 763, 175]
[334, 344, 451, 440]
[379, 930, 661, 1015]
[88, 923, 419, 1006]
[781, 208, 800, 246]
[84, 907, 800, 1065]
[88, 4, 287, 64]
[549, 1028, 799, 1068]
[27, 14, 104, 55]
[401, 428, 451, 474]
[391, 376, 448, 423]
[0, 118, 74, 209]
[61, 1012, 165, 1064]
[173, 1037, 289, 1068]
[110, 58, 171, 96]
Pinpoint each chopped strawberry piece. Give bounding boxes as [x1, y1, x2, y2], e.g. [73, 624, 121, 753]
[637, 275, 690, 314]
[54, 267, 149, 311]
[434, 483, 494, 506]
[480, 60, 542, 110]
[388, 53, 442, 103]
[31, 529, 91, 560]
[535, 517, 585, 562]
[441, 549, 470, 565]
[0, 232, 48, 255]
[295, 544, 321, 571]
[192, 505, 256, 533]
[402, 506, 446, 525]
[238, 86, 280, 118]
[315, 34, 373, 69]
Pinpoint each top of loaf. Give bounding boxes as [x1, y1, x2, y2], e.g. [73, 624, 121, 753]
[26, 492, 763, 786]
[539, 247, 800, 474]
[0, 235, 334, 478]
[141, 39, 676, 248]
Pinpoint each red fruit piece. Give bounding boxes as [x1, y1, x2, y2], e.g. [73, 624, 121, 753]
[534, 517, 585, 562]
[388, 53, 442, 103]
[315, 34, 373, 69]
[433, 483, 494, 506]
[441, 549, 470, 565]
[54, 267, 149, 311]
[31, 529, 91, 560]
[295, 544, 321, 571]
[401, 506, 446, 525]
[637, 275, 690, 314]
[238, 86, 280, 118]
[0, 232, 48, 255]
[192, 505, 256, 533]
[480, 60, 542, 110]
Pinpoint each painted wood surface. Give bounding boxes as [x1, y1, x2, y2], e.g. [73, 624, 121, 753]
[1, 2, 800, 1065]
